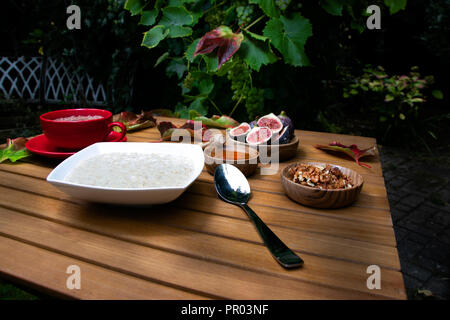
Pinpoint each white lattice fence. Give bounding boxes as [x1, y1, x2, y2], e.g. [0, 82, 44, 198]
[0, 56, 42, 101]
[0, 56, 107, 105]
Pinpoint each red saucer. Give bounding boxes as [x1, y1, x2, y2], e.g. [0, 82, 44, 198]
[26, 132, 127, 159]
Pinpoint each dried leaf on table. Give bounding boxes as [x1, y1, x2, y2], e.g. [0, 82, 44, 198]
[314, 141, 376, 168]
[157, 120, 211, 142]
[191, 114, 239, 129]
[0, 137, 31, 163]
[113, 110, 157, 132]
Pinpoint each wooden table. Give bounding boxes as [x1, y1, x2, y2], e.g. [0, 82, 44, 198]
[0, 116, 406, 299]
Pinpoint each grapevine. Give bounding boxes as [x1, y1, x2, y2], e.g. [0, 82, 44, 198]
[275, 0, 292, 11]
[183, 72, 194, 90]
[235, 2, 255, 26]
[227, 59, 251, 101]
[205, 10, 225, 29]
[245, 87, 264, 119]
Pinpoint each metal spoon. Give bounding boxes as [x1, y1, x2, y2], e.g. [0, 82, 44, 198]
[214, 164, 304, 269]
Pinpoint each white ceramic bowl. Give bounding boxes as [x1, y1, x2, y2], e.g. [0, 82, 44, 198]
[47, 142, 204, 205]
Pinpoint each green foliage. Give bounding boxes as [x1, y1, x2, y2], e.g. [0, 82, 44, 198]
[384, 0, 407, 14]
[124, 0, 408, 120]
[342, 65, 443, 143]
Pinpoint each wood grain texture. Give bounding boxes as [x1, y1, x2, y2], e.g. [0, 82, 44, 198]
[281, 162, 364, 209]
[0, 116, 405, 299]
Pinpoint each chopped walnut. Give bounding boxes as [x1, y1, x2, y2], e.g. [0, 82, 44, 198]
[289, 164, 353, 190]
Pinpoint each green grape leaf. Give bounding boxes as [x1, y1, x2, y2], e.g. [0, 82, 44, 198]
[199, 79, 214, 95]
[142, 25, 169, 49]
[320, 0, 343, 16]
[203, 54, 218, 72]
[185, 39, 200, 62]
[263, 14, 312, 67]
[167, 25, 192, 38]
[154, 52, 169, 67]
[384, 0, 407, 14]
[244, 30, 269, 42]
[140, 9, 158, 26]
[166, 58, 187, 79]
[432, 90, 444, 100]
[174, 103, 190, 119]
[249, 0, 279, 18]
[240, 31, 278, 71]
[189, 97, 208, 115]
[124, 0, 146, 16]
[159, 6, 193, 27]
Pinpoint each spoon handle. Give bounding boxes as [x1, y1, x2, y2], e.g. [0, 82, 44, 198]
[241, 204, 304, 269]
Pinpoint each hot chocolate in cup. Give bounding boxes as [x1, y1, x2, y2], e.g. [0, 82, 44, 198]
[40, 108, 126, 149]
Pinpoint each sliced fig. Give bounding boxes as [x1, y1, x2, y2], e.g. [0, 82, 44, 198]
[273, 126, 291, 144]
[228, 122, 251, 142]
[246, 127, 273, 145]
[257, 113, 283, 135]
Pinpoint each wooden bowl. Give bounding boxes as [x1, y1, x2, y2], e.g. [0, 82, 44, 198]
[226, 133, 299, 162]
[280, 162, 364, 209]
[204, 143, 259, 177]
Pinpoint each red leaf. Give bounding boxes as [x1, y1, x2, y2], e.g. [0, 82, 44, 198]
[194, 26, 244, 69]
[314, 141, 376, 168]
[158, 121, 210, 142]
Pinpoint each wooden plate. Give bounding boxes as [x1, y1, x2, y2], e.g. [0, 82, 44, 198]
[226, 133, 299, 162]
[280, 162, 364, 209]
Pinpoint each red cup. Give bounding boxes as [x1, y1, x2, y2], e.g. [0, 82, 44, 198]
[40, 108, 127, 149]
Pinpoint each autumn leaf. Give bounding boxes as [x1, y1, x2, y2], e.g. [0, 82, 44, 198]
[157, 120, 211, 142]
[113, 110, 157, 132]
[314, 141, 376, 168]
[194, 26, 244, 69]
[0, 137, 31, 163]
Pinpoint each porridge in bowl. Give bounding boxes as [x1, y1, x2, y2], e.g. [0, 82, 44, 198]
[64, 152, 195, 189]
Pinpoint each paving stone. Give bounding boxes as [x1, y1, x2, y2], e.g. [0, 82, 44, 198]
[423, 277, 450, 299]
[413, 254, 450, 276]
[404, 232, 430, 245]
[439, 228, 450, 246]
[402, 274, 423, 291]
[433, 211, 450, 227]
[397, 238, 424, 261]
[397, 219, 441, 238]
[424, 220, 446, 235]
[421, 241, 450, 265]
[388, 177, 410, 190]
[390, 207, 409, 223]
[379, 145, 450, 299]
[399, 195, 425, 209]
[400, 261, 432, 282]
[404, 207, 435, 225]
[394, 227, 409, 243]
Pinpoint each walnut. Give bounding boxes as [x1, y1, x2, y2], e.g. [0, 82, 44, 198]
[289, 164, 353, 190]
